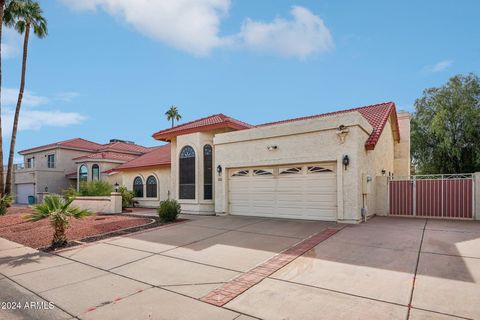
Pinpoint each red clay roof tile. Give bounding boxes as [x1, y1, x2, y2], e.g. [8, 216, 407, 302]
[113, 144, 171, 171]
[256, 101, 400, 150]
[73, 152, 139, 162]
[19, 138, 103, 154]
[152, 114, 252, 141]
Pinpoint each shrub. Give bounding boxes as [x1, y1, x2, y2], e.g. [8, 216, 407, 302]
[118, 186, 135, 209]
[157, 199, 181, 223]
[0, 194, 13, 216]
[26, 195, 92, 247]
[63, 187, 78, 200]
[79, 181, 113, 196]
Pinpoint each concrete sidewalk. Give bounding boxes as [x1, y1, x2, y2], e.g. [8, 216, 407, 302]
[1, 215, 479, 319]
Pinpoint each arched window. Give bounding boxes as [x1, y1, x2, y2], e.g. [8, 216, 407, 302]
[146, 176, 157, 198]
[179, 146, 195, 199]
[133, 176, 144, 198]
[92, 164, 100, 181]
[79, 165, 88, 183]
[203, 145, 213, 200]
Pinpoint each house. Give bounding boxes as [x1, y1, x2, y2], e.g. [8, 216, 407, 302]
[151, 102, 410, 223]
[15, 102, 410, 223]
[14, 138, 158, 204]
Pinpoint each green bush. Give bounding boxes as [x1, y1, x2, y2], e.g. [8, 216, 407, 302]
[118, 186, 135, 209]
[0, 194, 13, 216]
[62, 187, 78, 200]
[79, 181, 113, 196]
[157, 199, 181, 222]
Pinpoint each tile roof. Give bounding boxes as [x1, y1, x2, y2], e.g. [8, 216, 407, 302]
[73, 152, 139, 162]
[153, 114, 252, 141]
[256, 102, 400, 150]
[19, 138, 103, 154]
[99, 141, 151, 154]
[113, 144, 171, 171]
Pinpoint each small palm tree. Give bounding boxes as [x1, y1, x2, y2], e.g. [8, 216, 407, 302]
[165, 105, 182, 127]
[27, 195, 91, 247]
[4, 0, 47, 195]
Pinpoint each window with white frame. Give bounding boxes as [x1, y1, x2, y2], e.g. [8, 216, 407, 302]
[47, 154, 55, 168]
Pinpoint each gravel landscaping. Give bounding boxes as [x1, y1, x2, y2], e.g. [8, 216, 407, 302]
[0, 206, 153, 249]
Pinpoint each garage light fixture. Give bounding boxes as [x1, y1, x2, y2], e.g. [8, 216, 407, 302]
[342, 155, 350, 170]
[217, 165, 222, 176]
[267, 145, 278, 151]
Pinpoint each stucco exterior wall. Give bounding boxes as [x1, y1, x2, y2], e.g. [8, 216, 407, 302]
[394, 112, 411, 177]
[118, 167, 171, 208]
[171, 132, 216, 214]
[72, 193, 122, 214]
[475, 172, 480, 220]
[361, 119, 395, 217]
[75, 161, 123, 188]
[213, 112, 374, 223]
[14, 147, 94, 202]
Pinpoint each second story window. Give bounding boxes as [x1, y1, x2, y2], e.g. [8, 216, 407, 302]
[27, 157, 35, 169]
[47, 154, 55, 168]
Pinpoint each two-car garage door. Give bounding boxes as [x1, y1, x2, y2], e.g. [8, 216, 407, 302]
[228, 163, 337, 221]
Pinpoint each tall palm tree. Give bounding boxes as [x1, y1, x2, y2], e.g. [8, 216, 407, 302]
[165, 105, 182, 128]
[4, 0, 47, 195]
[0, 0, 13, 196]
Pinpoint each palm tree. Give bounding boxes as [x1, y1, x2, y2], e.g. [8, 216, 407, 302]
[27, 195, 91, 247]
[0, 0, 14, 196]
[4, 0, 47, 195]
[165, 105, 182, 128]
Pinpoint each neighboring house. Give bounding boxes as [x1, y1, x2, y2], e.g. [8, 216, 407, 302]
[15, 102, 410, 224]
[14, 138, 159, 204]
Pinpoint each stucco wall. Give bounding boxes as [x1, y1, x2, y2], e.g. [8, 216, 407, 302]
[394, 112, 411, 177]
[475, 172, 480, 220]
[118, 167, 171, 208]
[213, 112, 373, 223]
[361, 119, 395, 217]
[171, 132, 216, 214]
[72, 193, 122, 214]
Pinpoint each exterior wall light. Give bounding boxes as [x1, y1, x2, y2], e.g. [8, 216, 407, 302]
[114, 182, 119, 192]
[216, 165, 222, 176]
[44, 186, 48, 192]
[342, 155, 350, 170]
[267, 145, 278, 151]
[381, 169, 386, 176]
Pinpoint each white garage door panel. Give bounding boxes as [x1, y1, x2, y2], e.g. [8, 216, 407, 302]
[16, 184, 35, 204]
[228, 164, 337, 221]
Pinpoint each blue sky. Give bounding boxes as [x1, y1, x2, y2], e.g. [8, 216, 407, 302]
[2, 0, 479, 161]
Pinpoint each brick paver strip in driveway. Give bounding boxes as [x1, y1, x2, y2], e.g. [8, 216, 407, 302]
[201, 227, 342, 306]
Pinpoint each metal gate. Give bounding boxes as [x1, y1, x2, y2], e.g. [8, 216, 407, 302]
[388, 174, 474, 219]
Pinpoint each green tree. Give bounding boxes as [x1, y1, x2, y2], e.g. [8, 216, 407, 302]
[411, 73, 480, 174]
[165, 105, 182, 128]
[0, 0, 15, 196]
[27, 195, 91, 247]
[4, 0, 47, 195]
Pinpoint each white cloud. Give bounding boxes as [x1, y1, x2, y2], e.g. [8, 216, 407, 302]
[60, 0, 231, 56]
[1, 87, 49, 107]
[1, 27, 23, 59]
[2, 109, 86, 132]
[0, 88, 85, 132]
[237, 6, 333, 59]
[424, 60, 453, 73]
[60, 1, 333, 59]
[55, 91, 80, 102]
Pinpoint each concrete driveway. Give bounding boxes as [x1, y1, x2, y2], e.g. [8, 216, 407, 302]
[1, 214, 479, 320]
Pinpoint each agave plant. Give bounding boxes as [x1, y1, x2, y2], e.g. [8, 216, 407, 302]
[27, 195, 91, 247]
